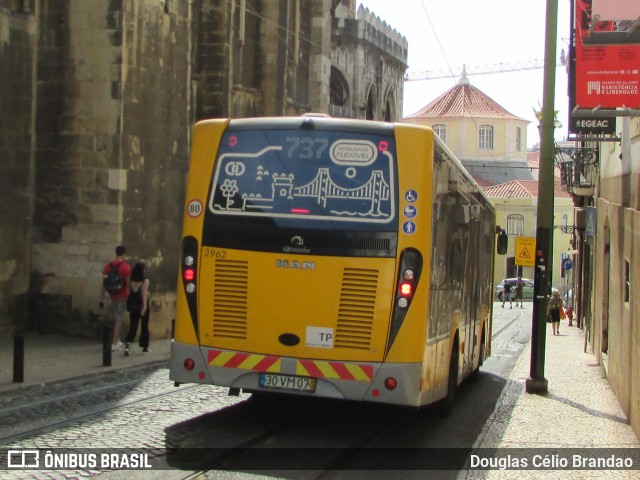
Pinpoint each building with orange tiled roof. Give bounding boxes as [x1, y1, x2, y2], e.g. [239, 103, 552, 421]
[402, 71, 532, 187]
[401, 73, 573, 289]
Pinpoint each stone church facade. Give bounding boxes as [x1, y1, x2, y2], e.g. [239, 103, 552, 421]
[0, 0, 407, 337]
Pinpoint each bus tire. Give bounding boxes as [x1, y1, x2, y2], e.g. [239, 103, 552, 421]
[469, 328, 485, 382]
[438, 340, 459, 415]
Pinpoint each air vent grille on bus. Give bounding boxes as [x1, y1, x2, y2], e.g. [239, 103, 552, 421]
[338, 237, 391, 253]
[213, 259, 248, 339]
[335, 268, 378, 350]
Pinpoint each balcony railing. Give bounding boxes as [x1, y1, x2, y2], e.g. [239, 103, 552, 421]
[554, 145, 599, 195]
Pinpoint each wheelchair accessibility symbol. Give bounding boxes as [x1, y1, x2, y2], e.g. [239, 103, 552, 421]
[402, 221, 416, 235]
[405, 190, 418, 203]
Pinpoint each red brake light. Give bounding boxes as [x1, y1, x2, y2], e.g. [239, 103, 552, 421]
[384, 377, 398, 390]
[184, 358, 195, 371]
[400, 282, 412, 296]
[183, 269, 195, 282]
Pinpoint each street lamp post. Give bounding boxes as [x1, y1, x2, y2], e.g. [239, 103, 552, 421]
[526, 0, 558, 394]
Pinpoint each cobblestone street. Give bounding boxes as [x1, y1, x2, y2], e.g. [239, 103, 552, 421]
[0, 366, 246, 479]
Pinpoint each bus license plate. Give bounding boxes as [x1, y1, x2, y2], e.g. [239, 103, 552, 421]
[259, 373, 316, 393]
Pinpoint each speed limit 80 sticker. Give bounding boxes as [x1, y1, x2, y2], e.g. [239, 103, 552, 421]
[187, 199, 203, 218]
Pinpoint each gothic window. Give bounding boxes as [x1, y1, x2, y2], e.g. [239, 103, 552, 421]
[479, 125, 494, 150]
[506, 214, 524, 236]
[383, 89, 395, 122]
[515, 127, 522, 152]
[433, 124, 447, 143]
[366, 86, 376, 120]
[330, 67, 349, 107]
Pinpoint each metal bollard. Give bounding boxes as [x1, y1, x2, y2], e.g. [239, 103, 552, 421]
[13, 333, 24, 383]
[102, 325, 112, 367]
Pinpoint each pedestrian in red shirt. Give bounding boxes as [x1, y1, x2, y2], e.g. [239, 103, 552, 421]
[99, 245, 131, 351]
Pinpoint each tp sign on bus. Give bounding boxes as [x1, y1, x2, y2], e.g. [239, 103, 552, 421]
[306, 326, 334, 348]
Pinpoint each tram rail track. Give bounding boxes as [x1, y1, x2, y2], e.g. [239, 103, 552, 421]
[0, 367, 204, 446]
[491, 312, 522, 340]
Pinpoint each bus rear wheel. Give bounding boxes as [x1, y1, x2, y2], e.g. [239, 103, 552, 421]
[438, 341, 459, 415]
[469, 328, 485, 382]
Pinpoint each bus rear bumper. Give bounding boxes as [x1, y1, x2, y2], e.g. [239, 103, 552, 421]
[169, 341, 425, 407]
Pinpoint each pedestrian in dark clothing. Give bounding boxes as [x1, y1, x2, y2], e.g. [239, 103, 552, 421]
[124, 262, 151, 355]
[547, 290, 563, 336]
[502, 282, 513, 308]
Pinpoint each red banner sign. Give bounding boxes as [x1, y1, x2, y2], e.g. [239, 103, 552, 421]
[575, 0, 640, 108]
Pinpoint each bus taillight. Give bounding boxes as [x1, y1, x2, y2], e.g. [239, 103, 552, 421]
[386, 249, 423, 354]
[183, 254, 196, 293]
[400, 281, 412, 297]
[384, 377, 398, 390]
[184, 358, 195, 371]
[183, 268, 195, 282]
[180, 235, 199, 328]
[397, 268, 417, 308]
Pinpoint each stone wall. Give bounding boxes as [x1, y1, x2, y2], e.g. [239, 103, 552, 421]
[23, 0, 192, 339]
[0, 5, 37, 335]
[194, 0, 231, 119]
[118, 0, 192, 338]
[0, 0, 406, 339]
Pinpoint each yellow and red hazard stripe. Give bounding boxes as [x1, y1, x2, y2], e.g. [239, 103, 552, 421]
[207, 349, 282, 372]
[206, 349, 374, 382]
[296, 359, 373, 381]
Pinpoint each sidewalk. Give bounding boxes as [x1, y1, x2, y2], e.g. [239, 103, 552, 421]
[0, 332, 170, 393]
[466, 304, 640, 479]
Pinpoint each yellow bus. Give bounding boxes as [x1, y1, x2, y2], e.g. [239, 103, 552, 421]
[170, 116, 495, 409]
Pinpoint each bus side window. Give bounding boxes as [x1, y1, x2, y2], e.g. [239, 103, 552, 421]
[448, 241, 464, 287]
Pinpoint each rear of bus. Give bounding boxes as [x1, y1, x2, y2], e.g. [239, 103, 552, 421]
[170, 117, 436, 406]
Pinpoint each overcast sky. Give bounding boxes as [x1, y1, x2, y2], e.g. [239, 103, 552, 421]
[357, 0, 572, 148]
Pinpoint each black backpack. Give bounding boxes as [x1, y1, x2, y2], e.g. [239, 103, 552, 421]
[104, 263, 124, 294]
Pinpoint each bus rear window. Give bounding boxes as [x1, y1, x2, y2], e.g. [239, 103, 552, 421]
[209, 128, 396, 229]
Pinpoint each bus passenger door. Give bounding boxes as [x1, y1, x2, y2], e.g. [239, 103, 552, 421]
[464, 205, 480, 375]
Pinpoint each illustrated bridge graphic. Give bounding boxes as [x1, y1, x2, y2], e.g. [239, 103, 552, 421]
[294, 168, 390, 215]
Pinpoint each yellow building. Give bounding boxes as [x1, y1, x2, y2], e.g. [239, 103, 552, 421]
[402, 73, 572, 292]
[403, 72, 529, 166]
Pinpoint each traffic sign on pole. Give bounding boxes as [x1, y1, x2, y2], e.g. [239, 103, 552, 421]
[515, 237, 536, 267]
